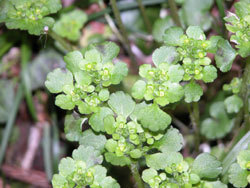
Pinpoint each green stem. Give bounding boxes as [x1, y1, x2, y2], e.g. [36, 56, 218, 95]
[42, 123, 53, 180]
[168, 0, 182, 27]
[0, 85, 23, 166]
[21, 41, 37, 122]
[136, 0, 152, 33]
[188, 102, 200, 152]
[233, 58, 250, 131]
[88, 0, 167, 21]
[221, 131, 250, 183]
[129, 162, 145, 188]
[48, 30, 74, 52]
[110, 0, 138, 74]
[240, 58, 250, 126]
[215, 0, 227, 37]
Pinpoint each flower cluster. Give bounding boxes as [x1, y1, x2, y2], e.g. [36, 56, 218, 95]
[104, 114, 163, 159]
[224, 0, 250, 57]
[132, 63, 184, 106]
[45, 49, 128, 113]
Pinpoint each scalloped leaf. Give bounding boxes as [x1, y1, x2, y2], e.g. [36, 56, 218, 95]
[79, 129, 107, 152]
[201, 101, 234, 140]
[108, 91, 135, 118]
[72, 146, 103, 168]
[184, 81, 203, 103]
[135, 104, 171, 132]
[229, 163, 249, 188]
[45, 68, 73, 94]
[89, 107, 113, 132]
[215, 39, 236, 72]
[53, 10, 87, 41]
[152, 46, 179, 66]
[153, 127, 184, 153]
[163, 26, 183, 46]
[64, 113, 85, 142]
[104, 152, 131, 166]
[146, 152, 183, 170]
[192, 153, 222, 179]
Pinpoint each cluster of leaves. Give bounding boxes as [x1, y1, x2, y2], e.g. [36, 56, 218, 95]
[132, 26, 219, 105]
[45, 42, 128, 114]
[142, 152, 225, 188]
[53, 10, 87, 41]
[86, 91, 172, 166]
[52, 146, 120, 188]
[228, 149, 250, 187]
[223, 78, 243, 114]
[224, 0, 250, 57]
[0, 0, 62, 35]
[200, 77, 243, 140]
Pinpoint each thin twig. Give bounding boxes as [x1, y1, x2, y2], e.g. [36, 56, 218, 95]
[0, 85, 23, 166]
[110, 0, 138, 74]
[136, 0, 152, 33]
[188, 102, 200, 152]
[168, 0, 182, 27]
[129, 162, 145, 188]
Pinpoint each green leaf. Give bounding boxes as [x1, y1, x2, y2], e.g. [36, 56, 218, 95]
[89, 107, 113, 132]
[136, 104, 171, 132]
[184, 81, 203, 103]
[58, 157, 75, 177]
[53, 10, 87, 41]
[208, 36, 223, 53]
[209, 181, 228, 188]
[64, 51, 84, 73]
[100, 177, 120, 188]
[142, 168, 158, 183]
[85, 49, 102, 64]
[132, 80, 146, 100]
[93, 165, 107, 183]
[168, 64, 184, 83]
[52, 174, 67, 188]
[224, 95, 243, 114]
[153, 127, 184, 153]
[79, 129, 107, 152]
[130, 149, 142, 159]
[146, 152, 183, 170]
[186, 26, 205, 40]
[72, 146, 103, 168]
[165, 82, 184, 103]
[55, 94, 75, 110]
[163, 26, 184, 46]
[99, 89, 110, 102]
[64, 113, 85, 142]
[0, 80, 15, 123]
[108, 91, 135, 118]
[74, 71, 92, 86]
[152, 46, 179, 66]
[229, 163, 249, 188]
[104, 152, 131, 166]
[105, 139, 117, 153]
[152, 16, 174, 42]
[104, 115, 116, 134]
[201, 102, 234, 140]
[2, 0, 62, 35]
[215, 39, 236, 72]
[45, 68, 73, 93]
[202, 65, 217, 83]
[182, 0, 213, 31]
[94, 42, 120, 63]
[111, 62, 128, 85]
[192, 153, 222, 179]
[237, 150, 250, 170]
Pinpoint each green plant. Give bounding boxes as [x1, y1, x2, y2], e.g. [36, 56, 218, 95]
[0, 0, 249, 188]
